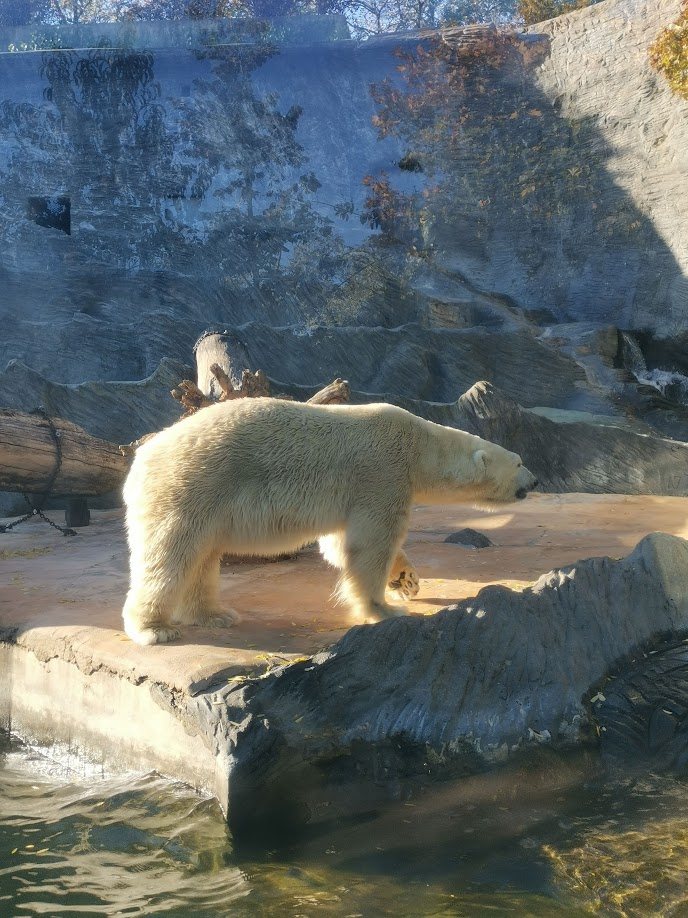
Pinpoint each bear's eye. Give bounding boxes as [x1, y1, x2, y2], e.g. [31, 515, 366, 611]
[517, 461, 522, 467]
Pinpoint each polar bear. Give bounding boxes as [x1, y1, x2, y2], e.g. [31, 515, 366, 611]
[122, 398, 537, 645]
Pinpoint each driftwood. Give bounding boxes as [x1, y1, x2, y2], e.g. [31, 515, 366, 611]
[170, 379, 214, 414]
[0, 408, 129, 496]
[170, 365, 274, 417]
[172, 369, 350, 416]
[306, 378, 350, 405]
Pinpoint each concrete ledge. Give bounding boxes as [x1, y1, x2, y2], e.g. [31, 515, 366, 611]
[2, 494, 688, 815]
[0, 644, 220, 794]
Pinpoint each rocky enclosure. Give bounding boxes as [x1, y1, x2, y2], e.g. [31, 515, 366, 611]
[0, 0, 686, 433]
[2, 2, 688, 834]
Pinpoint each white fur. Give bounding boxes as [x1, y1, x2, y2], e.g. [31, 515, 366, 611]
[122, 399, 536, 644]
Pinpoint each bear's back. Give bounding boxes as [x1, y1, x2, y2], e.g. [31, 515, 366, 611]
[135, 397, 421, 489]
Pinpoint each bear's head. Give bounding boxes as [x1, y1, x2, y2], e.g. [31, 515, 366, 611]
[471, 445, 538, 506]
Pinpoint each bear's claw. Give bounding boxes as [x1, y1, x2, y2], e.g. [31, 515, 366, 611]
[197, 610, 241, 628]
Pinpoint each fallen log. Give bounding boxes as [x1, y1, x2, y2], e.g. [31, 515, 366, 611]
[0, 407, 129, 496]
[194, 329, 253, 397]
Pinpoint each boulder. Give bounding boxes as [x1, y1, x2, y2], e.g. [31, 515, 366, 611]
[444, 529, 494, 548]
[190, 533, 688, 834]
[595, 642, 688, 773]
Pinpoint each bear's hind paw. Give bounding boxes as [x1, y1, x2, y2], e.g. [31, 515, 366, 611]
[387, 568, 420, 601]
[197, 609, 241, 629]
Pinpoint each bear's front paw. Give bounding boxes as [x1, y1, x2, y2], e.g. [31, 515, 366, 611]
[387, 567, 420, 601]
[361, 601, 408, 622]
[126, 624, 181, 645]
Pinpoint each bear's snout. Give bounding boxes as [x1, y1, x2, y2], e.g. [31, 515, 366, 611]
[515, 468, 538, 500]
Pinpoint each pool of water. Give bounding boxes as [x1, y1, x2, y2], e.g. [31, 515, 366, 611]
[2, 729, 688, 918]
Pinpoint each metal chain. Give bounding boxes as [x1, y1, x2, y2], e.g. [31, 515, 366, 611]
[0, 406, 77, 537]
[192, 328, 227, 355]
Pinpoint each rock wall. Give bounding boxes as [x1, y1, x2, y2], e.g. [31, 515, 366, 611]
[1, 2, 688, 515]
[423, 0, 688, 337]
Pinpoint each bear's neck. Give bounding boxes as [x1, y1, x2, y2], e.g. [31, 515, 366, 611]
[410, 421, 485, 505]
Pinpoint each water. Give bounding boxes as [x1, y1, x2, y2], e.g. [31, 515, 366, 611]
[620, 331, 688, 403]
[2, 731, 688, 918]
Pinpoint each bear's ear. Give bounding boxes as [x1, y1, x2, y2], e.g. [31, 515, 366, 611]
[473, 449, 487, 473]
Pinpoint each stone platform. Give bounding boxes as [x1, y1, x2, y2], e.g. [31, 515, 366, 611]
[2, 493, 688, 809]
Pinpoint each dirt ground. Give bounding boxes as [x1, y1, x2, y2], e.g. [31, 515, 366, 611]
[2, 493, 688, 694]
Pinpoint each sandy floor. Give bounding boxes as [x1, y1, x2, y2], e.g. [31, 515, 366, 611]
[2, 493, 688, 694]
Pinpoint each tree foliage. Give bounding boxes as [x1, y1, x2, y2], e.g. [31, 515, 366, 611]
[364, 29, 518, 246]
[0, 0, 605, 33]
[516, 0, 599, 27]
[649, 1, 688, 101]
[2, 0, 129, 25]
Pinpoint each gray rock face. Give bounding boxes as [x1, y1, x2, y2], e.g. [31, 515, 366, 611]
[191, 323, 593, 409]
[0, 0, 686, 394]
[0, 19, 415, 386]
[529, 0, 688, 338]
[421, 2, 688, 338]
[189, 532, 688, 833]
[455, 381, 688, 496]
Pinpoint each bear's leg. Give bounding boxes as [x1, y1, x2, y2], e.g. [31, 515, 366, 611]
[122, 523, 201, 645]
[338, 512, 410, 621]
[173, 553, 241, 628]
[320, 534, 420, 602]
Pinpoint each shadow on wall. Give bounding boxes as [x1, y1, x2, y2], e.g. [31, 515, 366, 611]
[361, 25, 684, 331]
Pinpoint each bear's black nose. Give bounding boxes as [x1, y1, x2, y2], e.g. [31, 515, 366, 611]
[531, 479, 539, 489]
